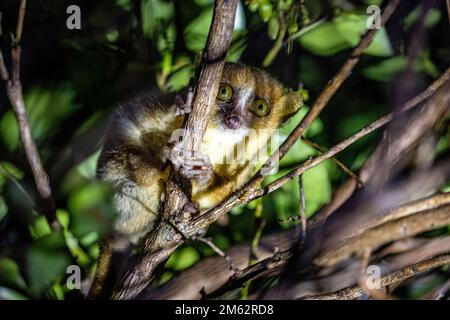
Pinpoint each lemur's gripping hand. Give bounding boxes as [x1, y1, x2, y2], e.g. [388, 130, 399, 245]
[163, 87, 213, 182]
[170, 145, 213, 182]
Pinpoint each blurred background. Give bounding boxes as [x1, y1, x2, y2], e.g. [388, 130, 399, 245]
[0, 0, 449, 299]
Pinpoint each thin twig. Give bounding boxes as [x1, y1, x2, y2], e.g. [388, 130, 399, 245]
[191, 236, 240, 274]
[357, 248, 392, 299]
[204, 250, 292, 299]
[0, 0, 56, 224]
[0, 13, 9, 81]
[302, 138, 365, 187]
[357, 192, 450, 236]
[241, 202, 266, 299]
[285, 18, 327, 44]
[421, 278, 450, 300]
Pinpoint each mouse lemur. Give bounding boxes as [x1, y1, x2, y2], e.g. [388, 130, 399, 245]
[90, 62, 302, 297]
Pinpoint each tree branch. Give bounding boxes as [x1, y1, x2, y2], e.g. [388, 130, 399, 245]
[302, 138, 366, 187]
[204, 200, 450, 299]
[0, 0, 56, 224]
[110, 0, 239, 300]
[315, 203, 450, 268]
[303, 254, 450, 300]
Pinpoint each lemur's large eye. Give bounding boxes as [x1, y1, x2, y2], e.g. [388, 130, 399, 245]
[250, 98, 270, 117]
[217, 83, 233, 101]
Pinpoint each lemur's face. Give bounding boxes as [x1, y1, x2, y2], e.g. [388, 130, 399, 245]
[210, 62, 303, 131]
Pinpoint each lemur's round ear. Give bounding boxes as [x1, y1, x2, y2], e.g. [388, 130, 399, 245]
[282, 91, 303, 119]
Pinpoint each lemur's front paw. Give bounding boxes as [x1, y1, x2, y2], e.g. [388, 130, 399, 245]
[182, 201, 199, 220]
[172, 200, 199, 224]
[171, 146, 213, 182]
[174, 87, 194, 116]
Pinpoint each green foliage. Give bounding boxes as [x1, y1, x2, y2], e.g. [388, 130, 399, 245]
[298, 13, 392, 57]
[0, 86, 77, 151]
[362, 53, 440, 82]
[25, 233, 71, 297]
[165, 247, 200, 271]
[0, 258, 27, 292]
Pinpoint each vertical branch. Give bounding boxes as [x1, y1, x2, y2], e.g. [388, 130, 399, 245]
[15, 0, 27, 44]
[0, 0, 56, 223]
[110, 0, 239, 300]
[180, 0, 239, 152]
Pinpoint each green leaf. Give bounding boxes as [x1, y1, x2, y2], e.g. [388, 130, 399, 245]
[158, 271, 173, 286]
[25, 233, 71, 297]
[0, 112, 19, 151]
[194, 0, 214, 7]
[57, 209, 91, 267]
[80, 232, 99, 247]
[106, 29, 119, 42]
[166, 65, 194, 92]
[361, 54, 437, 82]
[0, 86, 77, 151]
[362, 56, 407, 82]
[0, 162, 24, 186]
[141, 0, 174, 38]
[298, 22, 350, 56]
[165, 247, 200, 271]
[334, 13, 392, 57]
[77, 150, 101, 180]
[302, 161, 332, 215]
[29, 216, 52, 240]
[364, 28, 392, 56]
[227, 30, 247, 62]
[280, 106, 324, 138]
[268, 17, 280, 40]
[184, 8, 213, 52]
[51, 283, 65, 300]
[299, 13, 392, 57]
[405, 7, 442, 30]
[63, 230, 91, 267]
[363, 0, 382, 5]
[259, 3, 273, 23]
[56, 209, 70, 230]
[0, 258, 27, 290]
[0, 196, 7, 222]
